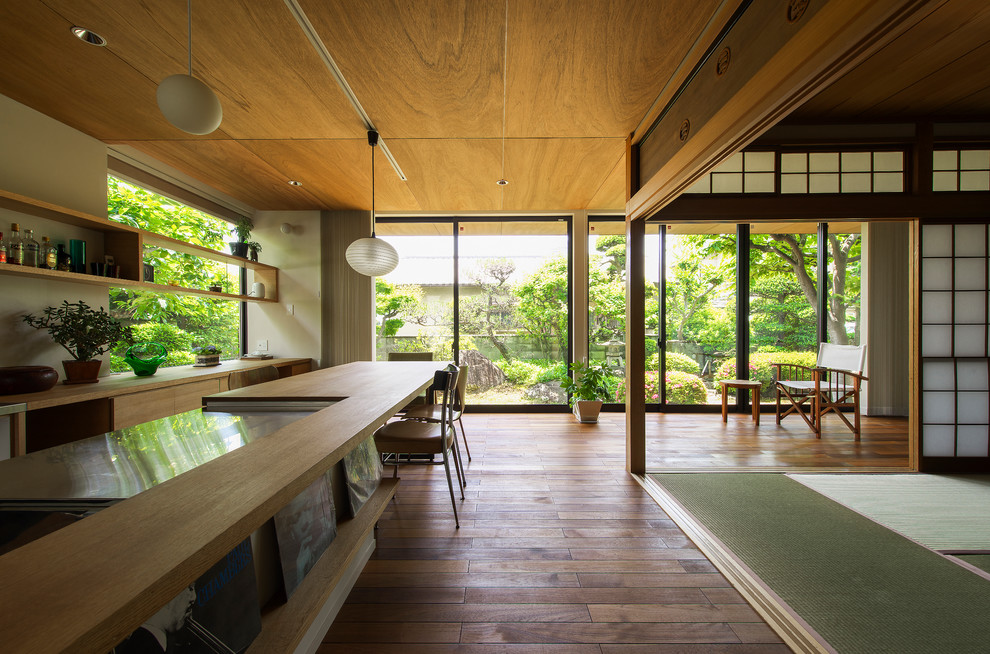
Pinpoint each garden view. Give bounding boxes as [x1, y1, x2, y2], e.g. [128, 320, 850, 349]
[377, 223, 860, 406]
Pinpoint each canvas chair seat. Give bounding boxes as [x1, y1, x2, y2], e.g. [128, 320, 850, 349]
[773, 343, 868, 440]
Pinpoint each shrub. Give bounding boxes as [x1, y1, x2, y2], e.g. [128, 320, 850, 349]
[536, 360, 568, 383]
[497, 359, 542, 385]
[614, 370, 709, 405]
[715, 350, 817, 399]
[646, 350, 699, 375]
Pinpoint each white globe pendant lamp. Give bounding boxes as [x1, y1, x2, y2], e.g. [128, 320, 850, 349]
[157, 0, 222, 135]
[345, 131, 399, 277]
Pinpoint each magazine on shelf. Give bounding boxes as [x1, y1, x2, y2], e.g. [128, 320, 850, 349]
[341, 435, 383, 517]
[272, 470, 338, 598]
[112, 537, 262, 654]
[0, 504, 262, 654]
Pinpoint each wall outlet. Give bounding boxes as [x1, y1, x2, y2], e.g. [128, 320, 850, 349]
[286, 303, 294, 315]
[256, 339, 268, 352]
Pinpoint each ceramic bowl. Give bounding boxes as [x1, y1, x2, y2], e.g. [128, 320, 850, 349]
[0, 365, 59, 395]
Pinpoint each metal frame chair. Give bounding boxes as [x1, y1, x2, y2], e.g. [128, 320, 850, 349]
[373, 365, 465, 527]
[773, 343, 868, 440]
[403, 363, 471, 461]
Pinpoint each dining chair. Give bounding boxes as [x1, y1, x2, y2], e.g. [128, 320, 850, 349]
[227, 365, 279, 390]
[373, 365, 465, 527]
[403, 363, 471, 461]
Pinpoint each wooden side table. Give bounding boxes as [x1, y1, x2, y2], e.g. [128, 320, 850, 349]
[719, 379, 762, 425]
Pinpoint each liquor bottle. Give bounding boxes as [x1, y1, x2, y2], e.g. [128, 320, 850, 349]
[56, 243, 72, 271]
[0, 231, 6, 264]
[8, 223, 23, 265]
[22, 229, 40, 267]
[39, 236, 57, 269]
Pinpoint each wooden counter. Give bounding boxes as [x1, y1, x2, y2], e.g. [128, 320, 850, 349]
[0, 360, 439, 653]
[3, 357, 312, 456]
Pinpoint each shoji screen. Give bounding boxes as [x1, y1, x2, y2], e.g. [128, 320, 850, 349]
[920, 222, 990, 469]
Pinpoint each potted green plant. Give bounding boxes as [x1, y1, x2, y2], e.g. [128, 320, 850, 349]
[560, 360, 615, 423]
[244, 240, 262, 262]
[192, 344, 222, 367]
[23, 300, 129, 384]
[229, 217, 253, 259]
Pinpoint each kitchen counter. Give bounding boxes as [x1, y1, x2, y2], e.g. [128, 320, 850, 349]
[0, 360, 439, 653]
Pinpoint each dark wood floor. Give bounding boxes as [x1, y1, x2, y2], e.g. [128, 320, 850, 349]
[322, 412, 913, 652]
[641, 411, 911, 470]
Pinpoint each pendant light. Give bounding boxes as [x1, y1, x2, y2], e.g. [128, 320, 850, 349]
[345, 131, 399, 277]
[157, 0, 222, 135]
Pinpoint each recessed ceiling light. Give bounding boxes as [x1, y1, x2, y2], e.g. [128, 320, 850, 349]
[288, 180, 302, 186]
[71, 26, 107, 46]
[496, 179, 509, 186]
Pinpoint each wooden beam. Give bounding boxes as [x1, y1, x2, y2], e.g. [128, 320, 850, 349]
[653, 192, 990, 223]
[628, 0, 943, 221]
[625, 217, 646, 475]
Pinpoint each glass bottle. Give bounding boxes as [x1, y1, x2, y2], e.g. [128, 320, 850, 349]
[0, 231, 6, 264]
[22, 229, 40, 267]
[56, 243, 72, 271]
[8, 223, 23, 265]
[39, 236, 57, 269]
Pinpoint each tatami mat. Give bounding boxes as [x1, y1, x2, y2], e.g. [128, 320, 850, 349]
[787, 473, 990, 551]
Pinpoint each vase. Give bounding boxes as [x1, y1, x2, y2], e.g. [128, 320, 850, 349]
[572, 399, 603, 424]
[0, 366, 59, 394]
[229, 242, 249, 258]
[194, 354, 221, 367]
[62, 359, 102, 384]
[124, 342, 168, 377]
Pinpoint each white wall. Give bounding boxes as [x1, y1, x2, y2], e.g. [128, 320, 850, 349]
[0, 95, 112, 375]
[247, 211, 322, 366]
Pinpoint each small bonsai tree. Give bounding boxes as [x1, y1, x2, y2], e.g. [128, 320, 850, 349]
[560, 360, 614, 407]
[23, 300, 129, 361]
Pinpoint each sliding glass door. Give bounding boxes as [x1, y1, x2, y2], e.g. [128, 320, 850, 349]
[376, 217, 571, 407]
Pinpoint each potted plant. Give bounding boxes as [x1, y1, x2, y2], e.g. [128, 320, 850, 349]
[23, 300, 129, 384]
[192, 344, 222, 367]
[244, 240, 262, 262]
[560, 360, 614, 423]
[229, 217, 253, 259]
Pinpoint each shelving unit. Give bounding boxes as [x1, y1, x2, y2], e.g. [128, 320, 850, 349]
[0, 189, 277, 302]
[246, 479, 398, 653]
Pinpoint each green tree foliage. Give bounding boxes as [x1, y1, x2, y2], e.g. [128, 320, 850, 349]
[665, 235, 734, 347]
[375, 279, 422, 337]
[459, 258, 520, 361]
[516, 256, 569, 359]
[750, 274, 817, 351]
[106, 177, 240, 370]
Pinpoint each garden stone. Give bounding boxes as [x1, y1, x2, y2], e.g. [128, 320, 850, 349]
[458, 350, 506, 390]
[524, 381, 566, 404]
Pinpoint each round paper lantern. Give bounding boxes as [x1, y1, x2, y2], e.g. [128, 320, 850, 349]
[345, 237, 399, 277]
[157, 73, 223, 135]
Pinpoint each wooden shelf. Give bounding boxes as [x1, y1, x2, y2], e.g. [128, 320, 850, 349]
[0, 189, 140, 235]
[0, 263, 276, 302]
[0, 188, 279, 301]
[143, 232, 277, 273]
[247, 478, 398, 653]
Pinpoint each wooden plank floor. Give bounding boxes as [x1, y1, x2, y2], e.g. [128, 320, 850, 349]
[321, 413, 843, 652]
[643, 411, 910, 470]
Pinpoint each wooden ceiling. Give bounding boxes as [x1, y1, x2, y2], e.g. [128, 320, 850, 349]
[0, 1, 987, 215]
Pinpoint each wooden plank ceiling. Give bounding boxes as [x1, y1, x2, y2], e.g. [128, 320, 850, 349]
[0, 1, 986, 215]
[0, 0, 720, 213]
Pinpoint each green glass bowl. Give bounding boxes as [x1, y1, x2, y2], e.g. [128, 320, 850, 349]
[124, 342, 168, 377]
